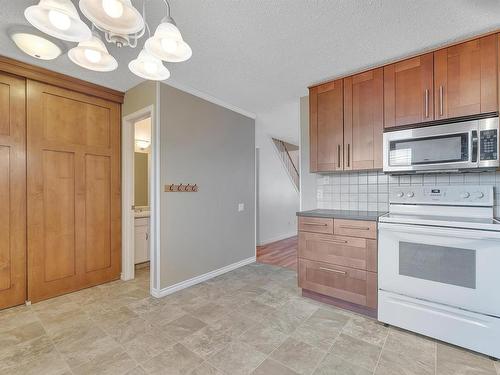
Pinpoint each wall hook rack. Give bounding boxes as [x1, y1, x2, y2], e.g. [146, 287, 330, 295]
[164, 183, 199, 192]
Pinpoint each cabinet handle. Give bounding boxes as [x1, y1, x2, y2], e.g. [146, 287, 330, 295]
[326, 239, 348, 244]
[302, 223, 328, 226]
[347, 144, 350, 167]
[337, 145, 341, 168]
[424, 89, 429, 118]
[146, 233, 149, 240]
[319, 267, 347, 275]
[439, 85, 444, 116]
[340, 225, 370, 230]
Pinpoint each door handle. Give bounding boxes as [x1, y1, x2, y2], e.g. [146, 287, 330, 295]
[471, 130, 478, 163]
[439, 85, 444, 116]
[319, 267, 347, 275]
[424, 89, 429, 118]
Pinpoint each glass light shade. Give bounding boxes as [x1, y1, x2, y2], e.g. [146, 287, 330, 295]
[68, 34, 118, 72]
[129, 50, 170, 81]
[135, 139, 150, 150]
[79, 0, 144, 35]
[144, 20, 192, 62]
[25, 0, 91, 42]
[11, 32, 62, 60]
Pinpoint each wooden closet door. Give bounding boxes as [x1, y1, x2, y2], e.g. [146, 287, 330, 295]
[434, 35, 498, 120]
[384, 53, 434, 128]
[344, 68, 384, 170]
[310, 80, 344, 172]
[27, 80, 121, 303]
[0, 72, 26, 310]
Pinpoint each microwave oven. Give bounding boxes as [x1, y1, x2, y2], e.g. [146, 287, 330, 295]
[383, 117, 499, 174]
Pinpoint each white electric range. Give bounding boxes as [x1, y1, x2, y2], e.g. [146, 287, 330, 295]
[378, 185, 500, 359]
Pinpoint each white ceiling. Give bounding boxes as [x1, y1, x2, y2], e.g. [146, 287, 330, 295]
[2, 1, 500, 115]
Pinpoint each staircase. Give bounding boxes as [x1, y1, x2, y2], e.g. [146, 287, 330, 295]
[272, 138, 300, 191]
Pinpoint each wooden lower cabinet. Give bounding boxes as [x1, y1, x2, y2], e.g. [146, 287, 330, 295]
[298, 217, 378, 315]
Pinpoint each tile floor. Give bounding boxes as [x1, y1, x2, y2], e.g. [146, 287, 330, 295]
[0, 263, 499, 375]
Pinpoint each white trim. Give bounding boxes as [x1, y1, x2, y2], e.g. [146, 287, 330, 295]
[258, 232, 297, 246]
[151, 256, 256, 298]
[164, 79, 257, 120]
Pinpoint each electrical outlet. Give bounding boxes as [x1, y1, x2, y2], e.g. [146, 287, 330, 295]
[238, 203, 245, 212]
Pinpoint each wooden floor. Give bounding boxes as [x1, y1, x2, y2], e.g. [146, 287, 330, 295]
[256, 236, 298, 271]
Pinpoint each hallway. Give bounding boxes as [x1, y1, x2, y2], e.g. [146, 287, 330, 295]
[257, 236, 298, 271]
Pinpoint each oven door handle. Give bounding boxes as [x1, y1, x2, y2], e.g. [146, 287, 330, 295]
[378, 222, 500, 240]
[471, 130, 479, 163]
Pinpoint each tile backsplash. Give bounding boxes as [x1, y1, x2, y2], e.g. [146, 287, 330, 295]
[316, 171, 500, 216]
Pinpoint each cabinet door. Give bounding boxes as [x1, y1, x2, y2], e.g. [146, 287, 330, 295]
[134, 220, 149, 264]
[310, 80, 344, 172]
[344, 68, 384, 170]
[384, 53, 434, 128]
[27, 80, 121, 303]
[0, 72, 26, 310]
[434, 35, 498, 120]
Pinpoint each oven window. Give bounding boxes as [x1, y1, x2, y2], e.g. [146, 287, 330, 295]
[389, 133, 468, 166]
[399, 242, 476, 289]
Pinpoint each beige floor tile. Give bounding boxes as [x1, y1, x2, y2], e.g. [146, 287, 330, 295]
[0, 305, 38, 333]
[190, 302, 233, 325]
[162, 314, 207, 341]
[190, 361, 224, 375]
[330, 333, 382, 372]
[125, 365, 148, 375]
[260, 299, 317, 335]
[36, 303, 90, 334]
[495, 361, 500, 375]
[91, 306, 138, 327]
[208, 341, 267, 375]
[342, 315, 389, 347]
[239, 322, 289, 355]
[209, 311, 258, 339]
[313, 353, 372, 375]
[235, 300, 277, 322]
[0, 335, 56, 370]
[72, 346, 136, 375]
[270, 337, 326, 375]
[436, 343, 497, 375]
[291, 308, 349, 351]
[141, 343, 204, 375]
[252, 358, 300, 375]
[1, 350, 71, 375]
[181, 324, 233, 359]
[253, 288, 293, 308]
[375, 348, 433, 375]
[0, 321, 46, 347]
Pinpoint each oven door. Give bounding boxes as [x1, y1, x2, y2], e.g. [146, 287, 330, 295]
[378, 222, 500, 317]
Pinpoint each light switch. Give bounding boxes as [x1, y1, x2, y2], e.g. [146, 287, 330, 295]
[238, 203, 245, 212]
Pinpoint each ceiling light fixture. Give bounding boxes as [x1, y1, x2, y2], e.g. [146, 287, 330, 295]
[22, 0, 190, 81]
[68, 32, 118, 72]
[129, 49, 170, 81]
[25, 0, 92, 42]
[135, 139, 151, 150]
[10, 31, 63, 60]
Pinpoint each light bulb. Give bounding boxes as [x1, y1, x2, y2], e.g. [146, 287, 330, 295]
[161, 38, 178, 54]
[84, 49, 102, 63]
[48, 9, 71, 31]
[102, 0, 124, 18]
[144, 61, 158, 74]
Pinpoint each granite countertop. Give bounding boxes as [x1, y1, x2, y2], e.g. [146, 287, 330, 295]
[296, 209, 387, 222]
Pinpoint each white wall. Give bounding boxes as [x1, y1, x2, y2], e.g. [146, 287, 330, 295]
[299, 96, 317, 211]
[256, 100, 300, 245]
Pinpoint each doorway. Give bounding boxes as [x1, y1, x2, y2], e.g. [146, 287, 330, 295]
[122, 105, 159, 294]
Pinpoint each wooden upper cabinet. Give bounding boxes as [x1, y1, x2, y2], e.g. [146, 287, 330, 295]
[434, 34, 498, 120]
[310, 80, 344, 172]
[384, 53, 434, 128]
[344, 68, 384, 170]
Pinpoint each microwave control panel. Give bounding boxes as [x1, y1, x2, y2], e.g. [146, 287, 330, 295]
[480, 129, 498, 161]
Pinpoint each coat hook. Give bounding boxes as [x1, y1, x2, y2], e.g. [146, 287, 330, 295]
[186, 184, 191, 192]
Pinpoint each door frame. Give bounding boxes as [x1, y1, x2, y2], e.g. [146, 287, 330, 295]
[121, 104, 159, 294]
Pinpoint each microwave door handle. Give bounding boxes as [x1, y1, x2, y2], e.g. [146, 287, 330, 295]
[471, 130, 478, 163]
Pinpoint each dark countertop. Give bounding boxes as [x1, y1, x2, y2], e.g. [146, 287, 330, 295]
[297, 209, 387, 222]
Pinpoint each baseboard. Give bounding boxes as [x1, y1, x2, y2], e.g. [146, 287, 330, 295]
[258, 231, 297, 246]
[151, 256, 256, 298]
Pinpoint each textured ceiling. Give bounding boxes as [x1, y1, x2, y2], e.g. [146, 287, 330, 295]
[2, 1, 500, 115]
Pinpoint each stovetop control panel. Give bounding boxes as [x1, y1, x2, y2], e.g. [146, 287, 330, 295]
[390, 185, 494, 206]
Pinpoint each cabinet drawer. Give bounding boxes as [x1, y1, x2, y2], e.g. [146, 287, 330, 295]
[298, 232, 377, 272]
[334, 219, 376, 239]
[298, 259, 377, 308]
[298, 217, 334, 234]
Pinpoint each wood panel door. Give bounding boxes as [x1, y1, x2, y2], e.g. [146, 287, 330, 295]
[384, 53, 434, 128]
[344, 68, 384, 170]
[309, 80, 344, 172]
[434, 35, 498, 120]
[27, 80, 121, 303]
[0, 72, 26, 310]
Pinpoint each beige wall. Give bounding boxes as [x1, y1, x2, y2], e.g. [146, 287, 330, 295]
[122, 80, 157, 117]
[159, 84, 255, 289]
[299, 95, 317, 211]
[134, 152, 149, 207]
